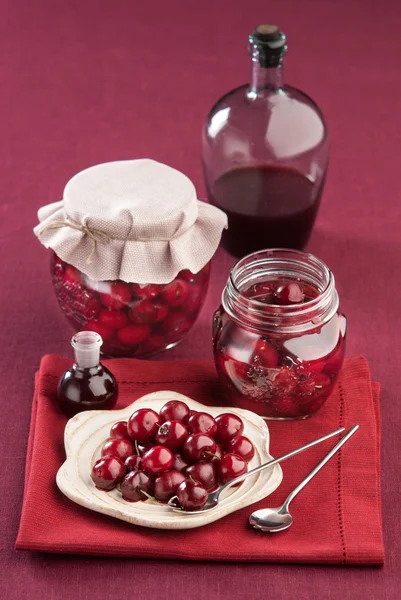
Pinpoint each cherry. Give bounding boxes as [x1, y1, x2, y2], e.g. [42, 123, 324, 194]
[155, 420, 188, 451]
[183, 286, 202, 315]
[183, 409, 199, 425]
[187, 412, 217, 437]
[160, 312, 191, 341]
[183, 433, 216, 464]
[299, 395, 327, 415]
[128, 408, 160, 443]
[101, 438, 134, 461]
[252, 338, 279, 368]
[100, 282, 131, 310]
[270, 395, 301, 418]
[99, 309, 128, 329]
[179, 269, 196, 282]
[215, 413, 244, 445]
[302, 284, 320, 301]
[176, 478, 208, 511]
[154, 470, 186, 501]
[161, 280, 189, 306]
[323, 344, 344, 376]
[129, 300, 168, 325]
[218, 453, 247, 485]
[77, 290, 101, 321]
[302, 358, 325, 375]
[124, 454, 142, 472]
[185, 461, 218, 492]
[141, 334, 166, 355]
[273, 367, 299, 395]
[91, 456, 125, 490]
[173, 453, 189, 472]
[86, 320, 114, 341]
[131, 283, 163, 299]
[137, 441, 154, 456]
[226, 435, 255, 462]
[120, 470, 153, 502]
[151, 303, 169, 323]
[274, 282, 305, 305]
[313, 373, 332, 395]
[117, 324, 151, 346]
[206, 443, 224, 464]
[64, 265, 82, 285]
[159, 400, 190, 423]
[141, 446, 174, 476]
[294, 372, 331, 400]
[110, 421, 130, 440]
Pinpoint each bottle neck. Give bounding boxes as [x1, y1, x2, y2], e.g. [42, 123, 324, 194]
[71, 331, 102, 369]
[222, 249, 338, 334]
[248, 60, 284, 98]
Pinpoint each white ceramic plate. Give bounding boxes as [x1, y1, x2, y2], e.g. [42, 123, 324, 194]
[56, 391, 283, 529]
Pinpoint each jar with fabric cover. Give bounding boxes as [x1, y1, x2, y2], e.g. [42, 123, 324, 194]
[34, 159, 227, 357]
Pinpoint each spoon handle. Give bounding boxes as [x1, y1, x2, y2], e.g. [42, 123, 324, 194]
[282, 424, 359, 511]
[218, 426, 346, 498]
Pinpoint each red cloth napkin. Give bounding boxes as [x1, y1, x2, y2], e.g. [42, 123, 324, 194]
[16, 355, 383, 565]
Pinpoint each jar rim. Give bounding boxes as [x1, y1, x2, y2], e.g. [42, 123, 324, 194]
[229, 248, 331, 306]
[223, 248, 338, 333]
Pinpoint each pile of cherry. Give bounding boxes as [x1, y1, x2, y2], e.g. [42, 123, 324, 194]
[51, 252, 209, 357]
[91, 400, 255, 511]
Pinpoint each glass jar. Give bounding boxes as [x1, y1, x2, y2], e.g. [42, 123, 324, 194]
[51, 251, 210, 358]
[202, 25, 329, 257]
[213, 249, 346, 419]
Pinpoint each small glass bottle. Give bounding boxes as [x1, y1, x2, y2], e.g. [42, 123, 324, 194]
[57, 331, 118, 417]
[213, 249, 346, 420]
[202, 25, 329, 257]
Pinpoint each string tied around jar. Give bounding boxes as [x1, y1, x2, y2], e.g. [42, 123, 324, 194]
[38, 218, 112, 264]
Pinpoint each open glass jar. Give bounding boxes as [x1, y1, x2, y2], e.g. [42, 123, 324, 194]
[213, 249, 346, 419]
[34, 159, 227, 357]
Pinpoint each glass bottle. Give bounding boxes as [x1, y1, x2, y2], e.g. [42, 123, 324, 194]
[202, 25, 329, 257]
[213, 249, 346, 420]
[57, 331, 118, 417]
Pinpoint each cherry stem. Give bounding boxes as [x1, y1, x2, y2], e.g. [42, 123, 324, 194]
[205, 451, 221, 460]
[135, 440, 140, 455]
[140, 490, 155, 501]
[189, 475, 196, 484]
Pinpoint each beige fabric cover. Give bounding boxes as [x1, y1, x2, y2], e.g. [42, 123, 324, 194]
[34, 159, 227, 284]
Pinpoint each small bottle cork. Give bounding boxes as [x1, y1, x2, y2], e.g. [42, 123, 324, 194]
[249, 24, 287, 66]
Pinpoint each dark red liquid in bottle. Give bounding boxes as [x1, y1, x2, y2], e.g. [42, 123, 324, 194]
[57, 364, 118, 418]
[57, 331, 118, 418]
[209, 165, 324, 257]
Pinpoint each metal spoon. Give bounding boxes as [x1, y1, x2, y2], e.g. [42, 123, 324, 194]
[249, 424, 359, 532]
[168, 426, 345, 514]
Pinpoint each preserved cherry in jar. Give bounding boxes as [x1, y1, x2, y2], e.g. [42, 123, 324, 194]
[213, 249, 346, 419]
[34, 160, 227, 357]
[50, 252, 210, 357]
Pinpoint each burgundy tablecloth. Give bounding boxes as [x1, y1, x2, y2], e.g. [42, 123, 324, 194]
[1, 0, 400, 598]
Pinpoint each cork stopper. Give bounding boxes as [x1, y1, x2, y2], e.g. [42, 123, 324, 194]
[249, 24, 287, 67]
[254, 24, 280, 40]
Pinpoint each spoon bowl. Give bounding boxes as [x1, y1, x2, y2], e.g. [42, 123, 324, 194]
[249, 507, 293, 532]
[249, 425, 359, 532]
